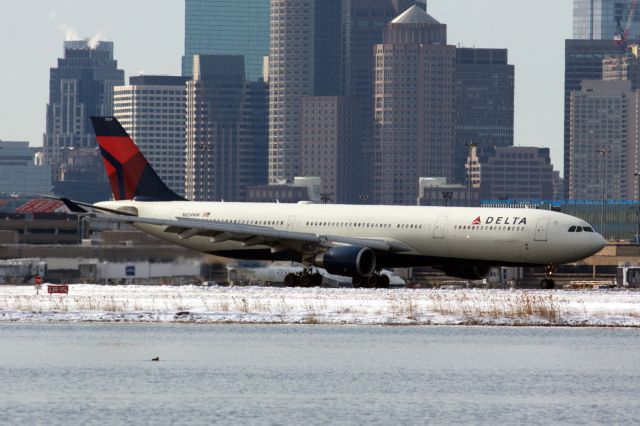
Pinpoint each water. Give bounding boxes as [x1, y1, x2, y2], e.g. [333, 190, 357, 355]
[0, 324, 639, 425]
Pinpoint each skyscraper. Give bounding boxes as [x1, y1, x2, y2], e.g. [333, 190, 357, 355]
[348, 0, 414, 199]
[348, 0, 414, 102]
[454, 48, 514, 185]
[182, 0, 270, 81]
[113, 76, 189, 196]
[573, 0, 640, 40]
[469, 146, 555, 201]
[268, 0, 351, 184]
[185, 55, 268, 201]
[44, 40, 124, 178]
[564, 39, 622, 195]
[0, 141, 51, 197]
[300, 97, 361, 203]
[373, 6, 455, 205]
[569, 80, 637, 200]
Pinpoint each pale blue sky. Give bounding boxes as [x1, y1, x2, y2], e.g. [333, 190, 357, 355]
[0, 1, 572, 174]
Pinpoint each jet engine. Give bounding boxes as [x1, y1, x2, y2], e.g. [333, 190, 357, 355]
[438, 265, 491, 280]
[314, 246, 376, 277]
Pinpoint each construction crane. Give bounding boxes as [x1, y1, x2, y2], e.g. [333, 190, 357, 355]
[615, 0, 639, 47]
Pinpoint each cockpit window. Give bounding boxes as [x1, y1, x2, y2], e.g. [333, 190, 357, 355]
[575, 226, 583, 232]
[568, 226, 576, 232]
[583, 227, 594, 232]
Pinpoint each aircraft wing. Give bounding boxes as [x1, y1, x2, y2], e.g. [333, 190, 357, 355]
[91, 213, 413, 254]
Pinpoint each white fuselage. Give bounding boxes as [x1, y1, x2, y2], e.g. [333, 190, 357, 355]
[95, 200, 606, 267]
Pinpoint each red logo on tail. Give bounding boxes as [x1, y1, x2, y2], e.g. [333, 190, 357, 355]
[471, 216, 481, 225]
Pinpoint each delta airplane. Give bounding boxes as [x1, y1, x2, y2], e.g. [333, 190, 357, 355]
[54, 117, 606, 289]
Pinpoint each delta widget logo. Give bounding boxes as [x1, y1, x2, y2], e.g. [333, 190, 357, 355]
[471, 216, 527, 226]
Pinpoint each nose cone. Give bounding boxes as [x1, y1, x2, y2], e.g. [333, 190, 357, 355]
[591, 233, 607, 255]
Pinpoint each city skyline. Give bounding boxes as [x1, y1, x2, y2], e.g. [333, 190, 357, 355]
[1, 1, 572, 173]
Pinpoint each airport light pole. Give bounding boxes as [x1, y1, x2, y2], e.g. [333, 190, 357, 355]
[597, 148, 610, 237]
[635, 172, 640, 244]
[320, 192, 331, 204]
[465, 142, 477, 207]
[441, 191, 453, 207]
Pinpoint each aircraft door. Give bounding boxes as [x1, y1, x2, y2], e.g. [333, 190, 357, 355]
[433, 216, 448, 239]
[534, 218, 550, 241]
[286, 215, 296, 231]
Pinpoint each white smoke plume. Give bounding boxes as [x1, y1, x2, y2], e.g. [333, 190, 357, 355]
[87, 31, 105, 49]
[58, 24, 80, 41]
[50, 11, 107, 48]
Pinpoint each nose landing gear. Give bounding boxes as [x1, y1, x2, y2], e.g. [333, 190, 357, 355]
[540, 265, 556, 289]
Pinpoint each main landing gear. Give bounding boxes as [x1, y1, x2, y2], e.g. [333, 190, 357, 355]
[540, 265, 556, 289]
[284, 269, 323, 287]
[352, 272, 390, 289]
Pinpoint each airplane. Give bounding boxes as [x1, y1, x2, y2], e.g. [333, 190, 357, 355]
[53, 116, 607, 290]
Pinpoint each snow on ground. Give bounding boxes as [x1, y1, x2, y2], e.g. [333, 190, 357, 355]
[0, 284, 639, 326]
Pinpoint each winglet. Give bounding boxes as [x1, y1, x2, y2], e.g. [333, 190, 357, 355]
[35, 194, 88, 213]
[60, 197, 89, 213]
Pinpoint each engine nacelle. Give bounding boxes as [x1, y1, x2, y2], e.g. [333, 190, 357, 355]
[314, 246, 376, 277]
[438, 265, 491, 280]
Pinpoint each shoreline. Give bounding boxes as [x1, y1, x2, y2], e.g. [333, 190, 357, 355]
[1, 315, 640, 328]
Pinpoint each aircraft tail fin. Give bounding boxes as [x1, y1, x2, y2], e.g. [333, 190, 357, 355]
[90, 116, 185, 201]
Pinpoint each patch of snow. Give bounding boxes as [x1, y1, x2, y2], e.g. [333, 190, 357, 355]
[0, 285, 639, 326]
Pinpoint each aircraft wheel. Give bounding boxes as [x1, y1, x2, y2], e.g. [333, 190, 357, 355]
[284, 273, 300, 287]
[540, 278, 555, 289]
[311, 273, 323, 287]
[300, 274, 313, 288]
[379, 274, 390, 289]
[352, 276, 362, 288]
[368, 275, 380, 288]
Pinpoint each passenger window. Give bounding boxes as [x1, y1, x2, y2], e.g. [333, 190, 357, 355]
[568, 226, 576, 232]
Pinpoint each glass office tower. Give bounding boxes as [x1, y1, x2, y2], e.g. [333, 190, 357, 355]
[573, 0, 640, 40]
[44, 40, 124, 165]
[182, 0, 270, 81]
